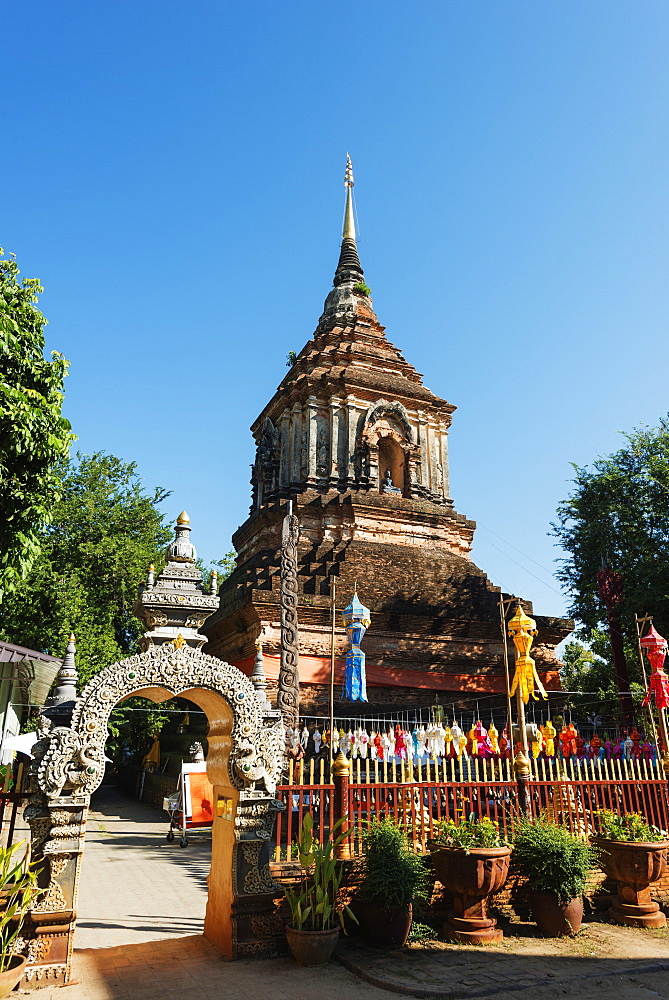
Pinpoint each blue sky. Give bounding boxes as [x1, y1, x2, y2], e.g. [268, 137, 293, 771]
[4, 1, 669, 622]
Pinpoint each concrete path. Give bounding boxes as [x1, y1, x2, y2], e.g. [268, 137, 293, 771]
[74, 786, 209, 949]
[20, 787, 669, 1000]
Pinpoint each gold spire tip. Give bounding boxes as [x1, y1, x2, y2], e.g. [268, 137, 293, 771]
[176, 511, 190, 525]
[342, 157, 356, 241]
[344, 153, 354, 188]
[148, 563, 155, 571]
[68, 632, 76, 642]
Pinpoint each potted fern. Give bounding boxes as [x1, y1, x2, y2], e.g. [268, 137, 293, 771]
[429, 816, 511, 943]
[511, 819, 597, 936]
[354, 819, 430, 949]
[283, 814, 356, 967]
[593, 810, 669, 928]
[0, 842, 41, 996]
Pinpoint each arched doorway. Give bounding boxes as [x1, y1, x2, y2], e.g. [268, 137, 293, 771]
[378, 435, 406, 495]
[21, 638, 285, 986]
[360, 399, 419, 496]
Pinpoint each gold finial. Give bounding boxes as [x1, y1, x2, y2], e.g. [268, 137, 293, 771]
[343, 154, 356, 241]
[148, 563, 155, 571]
[176, 511, 190, 525]
[69, 632, 75, 642]
[173, 634, 186, 649]
[344, 153, 354, 188]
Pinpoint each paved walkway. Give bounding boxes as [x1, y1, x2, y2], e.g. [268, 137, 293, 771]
[74, 786, 209, 948]
[20, 788, 669, 1000]
[338, 932, 669, 999]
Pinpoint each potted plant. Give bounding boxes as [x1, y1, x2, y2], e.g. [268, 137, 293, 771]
[283, 814, 356, 967]
[354, 819, 430, 949]
[511, 819, 596, 936]
[0, 842, 41, 997]
[429, 816, 511, 943]
[593, 810, 669, 928]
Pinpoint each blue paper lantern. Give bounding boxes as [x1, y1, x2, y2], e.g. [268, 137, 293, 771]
[341, 589, 371, 702]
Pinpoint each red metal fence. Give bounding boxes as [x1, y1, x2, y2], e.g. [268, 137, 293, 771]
[274, 782, 335, 858]
[273, 756, 669, 860]
[0, 792, 28, 849]
[347, 778, 520, 855]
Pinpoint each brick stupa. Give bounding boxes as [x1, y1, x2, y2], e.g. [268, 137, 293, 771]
[204, 160, 572, 715]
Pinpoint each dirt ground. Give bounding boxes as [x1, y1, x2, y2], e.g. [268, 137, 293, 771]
[409, 916, 669, 960]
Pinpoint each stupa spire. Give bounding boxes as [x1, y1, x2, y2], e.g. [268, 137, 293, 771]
[343, 154, 356, 240]
[334, 154, 364, 287]
[46, 633, 78, 707]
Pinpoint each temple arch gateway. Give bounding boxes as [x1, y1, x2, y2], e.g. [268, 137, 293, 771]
[20, 515, 286, 987]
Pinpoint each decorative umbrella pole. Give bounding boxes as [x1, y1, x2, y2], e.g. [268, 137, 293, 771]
[332, 585, 370, 861]
[640, 624, 669, 772]
[635, 614, 659, 748]
[508, 603, 547, 813]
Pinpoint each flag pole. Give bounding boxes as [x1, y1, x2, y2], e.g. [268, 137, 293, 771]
[329, 576, 337, 768]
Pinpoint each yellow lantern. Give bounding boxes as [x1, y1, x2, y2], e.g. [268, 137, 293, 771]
[542, 720, 557, 757]
[508, 604, 547, 704]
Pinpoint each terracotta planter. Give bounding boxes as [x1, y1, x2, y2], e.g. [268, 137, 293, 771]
[285, 925, 340, 967]
[353, 899, 413, 949]
[430, 844, 512, 944]
[527, 891, 583, 937]
[0, 955, 27, 998]
[593, 836, 668, 929]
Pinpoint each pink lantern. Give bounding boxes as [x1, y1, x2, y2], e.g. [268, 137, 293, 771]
[641, 625, 669, 711]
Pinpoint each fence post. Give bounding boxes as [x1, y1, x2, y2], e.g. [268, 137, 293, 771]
[514, 750, 531, 816]
[333, 750, 351, 860]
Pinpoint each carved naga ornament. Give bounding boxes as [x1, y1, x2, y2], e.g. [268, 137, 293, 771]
[277, 505, 301, 729]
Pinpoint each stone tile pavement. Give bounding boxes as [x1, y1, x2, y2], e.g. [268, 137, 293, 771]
[72, 786, 209, 949]
[26, 936, 669, 1000]
[20, 788, 669, 1000]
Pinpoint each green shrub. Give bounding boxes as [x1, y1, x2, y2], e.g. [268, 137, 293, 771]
[407, 921, 437, 942]
[352, 281, 372, 296]
[595, 810, 667, 843]
[0, 842, 42, 970]
[357, 819, 430, 911]
[511, 820, 597, 905]
[431, 816, 505, 853]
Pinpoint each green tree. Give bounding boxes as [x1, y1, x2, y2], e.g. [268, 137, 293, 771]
[560, 640, 647, 720]
[552, 418, 669, 710]
[0, 452, 172, 686]
[0, 250, 73, 600]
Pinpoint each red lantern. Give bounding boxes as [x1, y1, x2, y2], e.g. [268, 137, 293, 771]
[641, 625, 669, 711]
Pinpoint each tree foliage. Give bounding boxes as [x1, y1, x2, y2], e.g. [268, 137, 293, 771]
[553, 418, 669, 648]
[0, 452, 172, 687]
[0, 250, 73, 600]
[559, 639, 646, 718]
